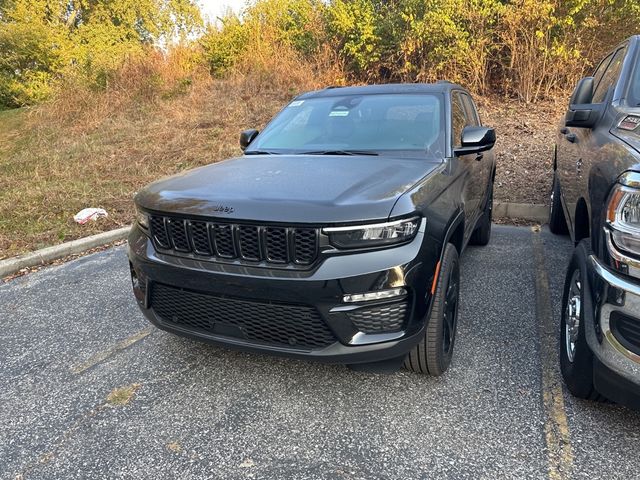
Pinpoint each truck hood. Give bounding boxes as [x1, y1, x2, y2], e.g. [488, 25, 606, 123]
[611, 106, 640, 155]
[135, 154, 442, 224]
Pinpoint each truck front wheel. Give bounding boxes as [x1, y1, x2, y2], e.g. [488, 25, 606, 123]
[560, 240, 605, 401]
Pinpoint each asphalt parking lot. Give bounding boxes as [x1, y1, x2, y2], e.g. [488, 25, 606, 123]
[1, 225, 639, 479]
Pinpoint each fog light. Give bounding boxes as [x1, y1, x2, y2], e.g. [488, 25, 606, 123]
[343, 287, 407, 303]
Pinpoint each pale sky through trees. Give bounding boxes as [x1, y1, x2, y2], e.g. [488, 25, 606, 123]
[199, 0, 246, 22]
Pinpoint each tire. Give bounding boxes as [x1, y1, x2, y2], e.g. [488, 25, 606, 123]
[560, 240, 605, 401]
[469, 182, 493, 246]
[549, 173, 568, 235]
[404, 243, 460, 375]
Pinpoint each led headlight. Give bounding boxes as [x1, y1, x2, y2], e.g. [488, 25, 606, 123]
[324, 217, 420, 249]
[136, 207, 150, 230]
[607, 172, 640, 256]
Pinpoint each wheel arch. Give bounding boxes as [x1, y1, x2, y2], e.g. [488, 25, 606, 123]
[574, 198, 590, 245]
[442, 210, 465, 256]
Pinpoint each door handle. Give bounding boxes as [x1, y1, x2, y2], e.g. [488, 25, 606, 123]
[560, 127, 569, 134]
[566, 133, 578, 143]
[476, 153, 483, 161]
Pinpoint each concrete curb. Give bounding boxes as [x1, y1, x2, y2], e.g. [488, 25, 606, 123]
[494, 202, 548, 222]
[0, 226, 131, 278]
[0, 202, 548, 278]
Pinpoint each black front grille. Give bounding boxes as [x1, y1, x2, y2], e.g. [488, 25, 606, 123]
[150, 216, 170, 249]
[611, 311, 640, 355]
[150, 283, 336, 349]
[148, 215, 320, 267]
[238, 226, 261, 261]
[190, 222, 212, 255]
[294, 229, 318, 264]
[168, 218, 190, 252]
[348, 302, 408, 333]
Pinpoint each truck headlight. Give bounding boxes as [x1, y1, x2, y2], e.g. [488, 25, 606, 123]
[324, 217, 420, 249]
[136, 207, 150, 230]
[607, 172, 640, 256]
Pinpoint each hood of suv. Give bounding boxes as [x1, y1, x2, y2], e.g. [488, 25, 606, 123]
[136, 154, 442, 224]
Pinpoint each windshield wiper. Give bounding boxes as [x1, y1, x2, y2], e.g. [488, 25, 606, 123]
[300, 150, 379, 156]
[244, 150, 280, 155]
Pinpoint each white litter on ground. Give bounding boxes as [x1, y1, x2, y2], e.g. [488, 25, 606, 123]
[73, 208, 108, 225]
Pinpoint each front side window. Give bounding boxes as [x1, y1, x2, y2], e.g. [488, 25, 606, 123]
[451, 92, 467, 148]
[592, 47, 627, 103]
[461, 93, 480, 126]
[246, 94, 444, 158]
[630, 52, 640, 107]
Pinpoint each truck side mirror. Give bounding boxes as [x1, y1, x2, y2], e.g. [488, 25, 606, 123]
[454, 126, 496, 156]
[569, 77, 594, 105]
[240, 129, 259, 150]
[565, 77, 603, 129]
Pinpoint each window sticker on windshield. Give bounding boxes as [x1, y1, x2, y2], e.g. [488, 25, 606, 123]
[329, 110, 349, 117]
[289, 100, 304, 107]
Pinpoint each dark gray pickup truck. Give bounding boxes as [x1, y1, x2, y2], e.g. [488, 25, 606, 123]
[550, 35, 640, 409]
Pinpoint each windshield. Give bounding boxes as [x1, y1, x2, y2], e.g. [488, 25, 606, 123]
[246, 94, 444, 157]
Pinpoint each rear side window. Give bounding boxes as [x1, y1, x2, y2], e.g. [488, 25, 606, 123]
[460, 93, 480, 126]
[592, 52, 613, 88]
[451, 92, 467, 148]
[592, 47, 627, 103]
[630, 55, 640, 107]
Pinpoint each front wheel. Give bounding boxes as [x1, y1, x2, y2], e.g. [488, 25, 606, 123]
[560, 240, 604, 401]
[404, 243, 460, 375]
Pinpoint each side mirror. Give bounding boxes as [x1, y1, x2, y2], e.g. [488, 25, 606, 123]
[240, 129, 259, 150]
[454, 126, 496, 156]
[569, 77, 594, 105]
[565, 77, 603, 129]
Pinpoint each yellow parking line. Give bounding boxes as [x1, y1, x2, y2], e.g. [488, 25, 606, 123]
[531, 228, 573, 480]
[71, 326, 154, 374]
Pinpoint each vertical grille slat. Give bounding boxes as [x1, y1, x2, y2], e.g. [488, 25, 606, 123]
[265, 227, 289, 263]
[150, 216, 171, 249]
[190, 221, 212, 255]
[293, 228, 318, 265]
[148, 215, 319, 267]
[168, 218, 191, 252]
[213, 224, 236, 258]
[238, 226, 262, 261]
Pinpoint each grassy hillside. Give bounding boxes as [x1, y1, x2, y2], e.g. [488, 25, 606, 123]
[0, 75, 563, 259]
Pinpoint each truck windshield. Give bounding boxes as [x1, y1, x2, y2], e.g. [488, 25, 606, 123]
[246, 94, 444, 158]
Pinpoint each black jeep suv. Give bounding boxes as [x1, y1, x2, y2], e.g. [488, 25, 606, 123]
[550, 36, 640, 408]
[128, 83, 496, 374]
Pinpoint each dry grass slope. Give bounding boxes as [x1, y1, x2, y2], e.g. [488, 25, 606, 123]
[0, 65, 563, 258]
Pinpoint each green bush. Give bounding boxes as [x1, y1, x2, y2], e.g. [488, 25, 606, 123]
[0, 0, 202, 107]
[2, 0, 639, 108]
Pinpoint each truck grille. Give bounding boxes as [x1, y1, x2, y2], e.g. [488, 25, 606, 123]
[149, 215, 319, 267]
[150, 283, 336, 349]
[610, 311, 640, 356]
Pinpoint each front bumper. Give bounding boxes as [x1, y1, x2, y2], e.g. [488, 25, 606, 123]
[585, 254, 640, 407]
[127, 222, 437, 364]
